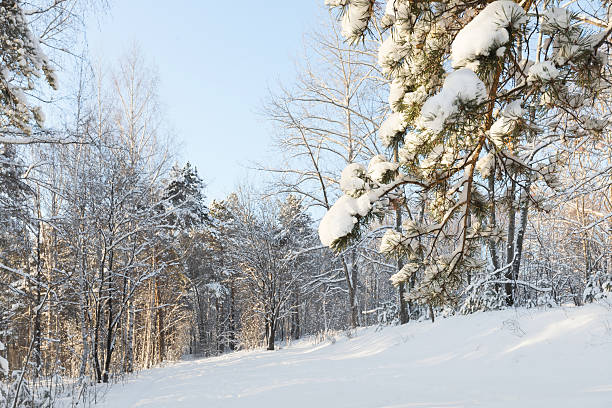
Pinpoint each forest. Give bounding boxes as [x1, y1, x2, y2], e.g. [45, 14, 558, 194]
[0, 0, 611, 407]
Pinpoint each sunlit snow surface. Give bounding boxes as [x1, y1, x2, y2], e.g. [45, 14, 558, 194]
[98, 302, 612, 407]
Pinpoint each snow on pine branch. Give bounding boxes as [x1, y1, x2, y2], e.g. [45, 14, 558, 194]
[417, 68, 487, 135]
[381, 0, 410, 28]
[488, 100, 524, 150]
[378, 111, 408, 147]
[450, 1, 526, 70]
[325, 0, 374, 44]
[541, 7, 575, 34]
[321, 0, 612, 306]
[319, 155, 410, 249]
[527, 61, 560, 84]
[368, 155, 399, 184]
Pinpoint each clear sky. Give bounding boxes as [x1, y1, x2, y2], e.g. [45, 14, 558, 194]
[87, 1, 321, 201]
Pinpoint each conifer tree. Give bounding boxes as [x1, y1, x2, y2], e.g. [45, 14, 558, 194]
[165, 162, 208, 229]
[320, 0, 612, 311]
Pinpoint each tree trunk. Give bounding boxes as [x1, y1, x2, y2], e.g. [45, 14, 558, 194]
[266, 317, 276, 351]
[92, 256, 105, 382]
[350, 256, 359, 328]
[216, 298, 223, 354]
[102, 275, 114, 382]
[266, 328, 275, 351]
[33, 266, 42, 376]
[228, 283, 236, 350]
[505, 178, 517, 306]
[143, 280, 154, 368]
[341, 252, 359, 328]
[510, 178, 532, 305]
[102, 246, 115, 383]
[125, 289, 135, 373]
[32, 200, 43, 376]
[156, 279, 165, 362]
[291, 291, 300, 340]
[393, 144, 409, 324]
[487, 169, 501, 294]
[78, 256, 89, 378]
[396, 210, 409, 324]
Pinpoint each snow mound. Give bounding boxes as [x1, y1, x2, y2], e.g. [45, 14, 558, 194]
[97, 302, 612, 408]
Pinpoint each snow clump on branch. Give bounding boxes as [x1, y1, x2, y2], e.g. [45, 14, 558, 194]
[368, 155, 399, 184]
[527, 61, 560, 84]
[450, 1, 526, 70]
[489, 100, 524, 149]
[541, 7, 574, 34]
[379, 111, 408, 147]
[319, 155, 401, 248]
[417, 68, 487, 134]
[318, 194, 372, 247]
[340, 163, 368, 197]
[325, 0, 374, 44]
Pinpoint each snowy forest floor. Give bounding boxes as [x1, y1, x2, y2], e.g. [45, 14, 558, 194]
[97, 301, 612, 408]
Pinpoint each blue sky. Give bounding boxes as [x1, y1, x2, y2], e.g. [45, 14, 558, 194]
[87, 1, 321, 201]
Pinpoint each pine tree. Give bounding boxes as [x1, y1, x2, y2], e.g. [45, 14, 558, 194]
[321, 0, 612, 312]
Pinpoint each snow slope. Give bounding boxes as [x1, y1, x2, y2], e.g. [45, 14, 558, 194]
[98, 302, 612, 408]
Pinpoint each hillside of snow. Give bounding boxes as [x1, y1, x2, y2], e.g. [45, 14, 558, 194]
[98, 302, 612, 408]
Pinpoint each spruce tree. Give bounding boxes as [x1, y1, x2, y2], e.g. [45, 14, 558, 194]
[165, 162, 208, 229]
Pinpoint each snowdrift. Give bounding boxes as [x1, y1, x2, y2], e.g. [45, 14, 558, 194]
[98, 302, 612, 407]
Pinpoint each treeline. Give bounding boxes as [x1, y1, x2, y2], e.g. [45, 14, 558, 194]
[0, 2, 398, 402]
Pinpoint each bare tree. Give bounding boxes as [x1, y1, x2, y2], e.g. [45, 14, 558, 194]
[263, 10, 387, 327]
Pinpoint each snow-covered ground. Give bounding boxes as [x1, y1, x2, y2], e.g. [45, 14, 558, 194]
[98, 302, 612, 408]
